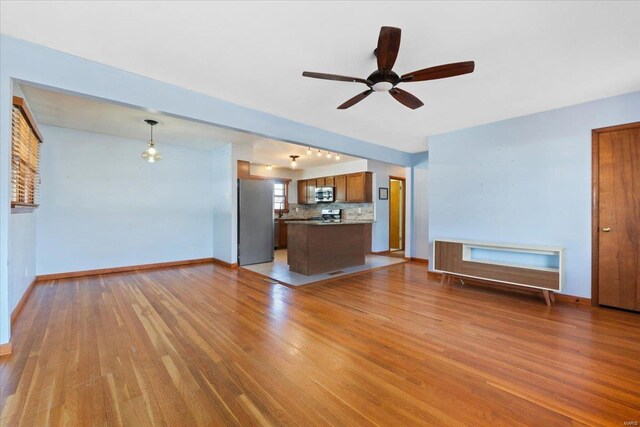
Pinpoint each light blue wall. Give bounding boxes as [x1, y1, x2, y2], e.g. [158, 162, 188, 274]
[411, 152, 429, 260]
[428, 91, 640, 297]
[212, 144, 234, 264]
[9, 212, 36, 312]
[36, 126, 215, 274]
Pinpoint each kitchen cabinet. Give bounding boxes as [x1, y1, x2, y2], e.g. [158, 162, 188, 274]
[295, 172, 371, 204]
[346, 172, 372, 202]
[334, 175, 346, 202]
[278, 219, 288, 248]
[288, 222, 368, 275]
[297, 180, 307, 204]
[364, 223, 372, 254]
[306, 180, 316, 204]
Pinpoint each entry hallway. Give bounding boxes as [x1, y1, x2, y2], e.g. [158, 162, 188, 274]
[1, 262, 639, 426]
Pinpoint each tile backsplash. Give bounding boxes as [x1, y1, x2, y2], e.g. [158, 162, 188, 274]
[280, 203, 374, 221]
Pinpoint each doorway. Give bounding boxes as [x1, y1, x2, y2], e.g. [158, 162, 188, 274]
[389, 176, 406, 253]
[592, 122, 640, 311]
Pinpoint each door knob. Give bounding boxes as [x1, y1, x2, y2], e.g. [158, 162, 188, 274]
[602, 227, 611, 232]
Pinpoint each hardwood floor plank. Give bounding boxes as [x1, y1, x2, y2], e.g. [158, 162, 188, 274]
[1, 262, 639, 426]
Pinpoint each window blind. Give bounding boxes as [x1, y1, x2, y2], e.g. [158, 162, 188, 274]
[11, 97, 42, 208]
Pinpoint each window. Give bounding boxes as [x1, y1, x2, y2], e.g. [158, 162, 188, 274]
[274, 181, 289, 212]
[11, 96, 42, 212]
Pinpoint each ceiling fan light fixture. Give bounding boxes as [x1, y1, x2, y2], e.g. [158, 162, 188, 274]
[141, 119, 161, 163]
[372, 81, 393, 92]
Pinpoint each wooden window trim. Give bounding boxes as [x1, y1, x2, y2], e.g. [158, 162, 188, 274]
[13, 96, 44, 142]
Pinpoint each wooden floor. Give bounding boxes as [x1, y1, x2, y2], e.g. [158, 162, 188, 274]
[1, 263, 639, 426]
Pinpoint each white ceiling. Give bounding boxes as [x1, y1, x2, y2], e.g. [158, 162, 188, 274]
[2, 1, 640, 153]
[20, 84, 359, 169]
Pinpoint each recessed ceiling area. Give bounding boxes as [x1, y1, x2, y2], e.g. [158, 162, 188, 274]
[20, 84, 360, 170]
[2, 2, 639, 153]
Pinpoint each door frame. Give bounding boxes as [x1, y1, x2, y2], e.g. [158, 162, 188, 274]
[591, 121, 640, 307]
[388, 176, 406, 252]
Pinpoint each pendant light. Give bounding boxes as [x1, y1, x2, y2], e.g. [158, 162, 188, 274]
[290, 155, 299, 169]
[141, 119, 162, 162]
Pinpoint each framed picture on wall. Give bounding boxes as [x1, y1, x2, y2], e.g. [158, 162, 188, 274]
[378, 187, 388, 200]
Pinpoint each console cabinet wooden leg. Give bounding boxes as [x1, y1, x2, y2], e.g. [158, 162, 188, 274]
[440, 273, 448, 286]
[550, 292, 555, 303]
[543, 290, 552, 306]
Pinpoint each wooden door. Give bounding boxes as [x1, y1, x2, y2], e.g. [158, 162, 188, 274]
[297, 180, 307, 204]
[346, 173, 365, 202]
[389, 180, 401, 249]
[334, 175, 346, 202]
[325, 176, 335, 186]
[594, 122, 640, 311]
[316, 178, 326, 187]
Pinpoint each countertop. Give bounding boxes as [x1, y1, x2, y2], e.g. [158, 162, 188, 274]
[285, 220, 374, 226]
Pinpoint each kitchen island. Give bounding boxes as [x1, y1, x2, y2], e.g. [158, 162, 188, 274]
[286, 221, 373, 275]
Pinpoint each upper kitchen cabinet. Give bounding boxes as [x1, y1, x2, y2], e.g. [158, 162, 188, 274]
[334, 175, 346, 202]
[297, 179, 316, 204]
[295, 172, 371, 204]
[306, 180, 317, 204]
[346, 172, 372, 203]
[297, 180, 307, 204]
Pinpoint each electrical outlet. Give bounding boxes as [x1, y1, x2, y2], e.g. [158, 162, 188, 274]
[295, 207, 299, 212]
[25, 267, 28, 278]
[358, 208, 362, 214]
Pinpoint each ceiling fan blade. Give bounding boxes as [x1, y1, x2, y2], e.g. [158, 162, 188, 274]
[389, 88, 424, 109]
[302, 71, 370, 85]
[401, 61, 475, 82]
[376, 26, 401, 73]
[337, 89, 374, 109]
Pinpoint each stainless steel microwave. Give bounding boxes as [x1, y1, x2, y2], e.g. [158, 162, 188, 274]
[314, 187, 334, 203]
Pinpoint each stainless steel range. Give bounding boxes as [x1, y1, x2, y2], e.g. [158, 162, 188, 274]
[321, 208, 342, 223]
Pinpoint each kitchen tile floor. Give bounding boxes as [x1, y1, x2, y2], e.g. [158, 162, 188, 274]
[241, 249, 407, 286]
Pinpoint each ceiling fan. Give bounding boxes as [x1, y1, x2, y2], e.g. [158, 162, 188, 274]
[302, 26, 475, 110]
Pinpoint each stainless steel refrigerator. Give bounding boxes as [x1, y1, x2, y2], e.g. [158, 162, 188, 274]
[238, 179, 274, 266]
